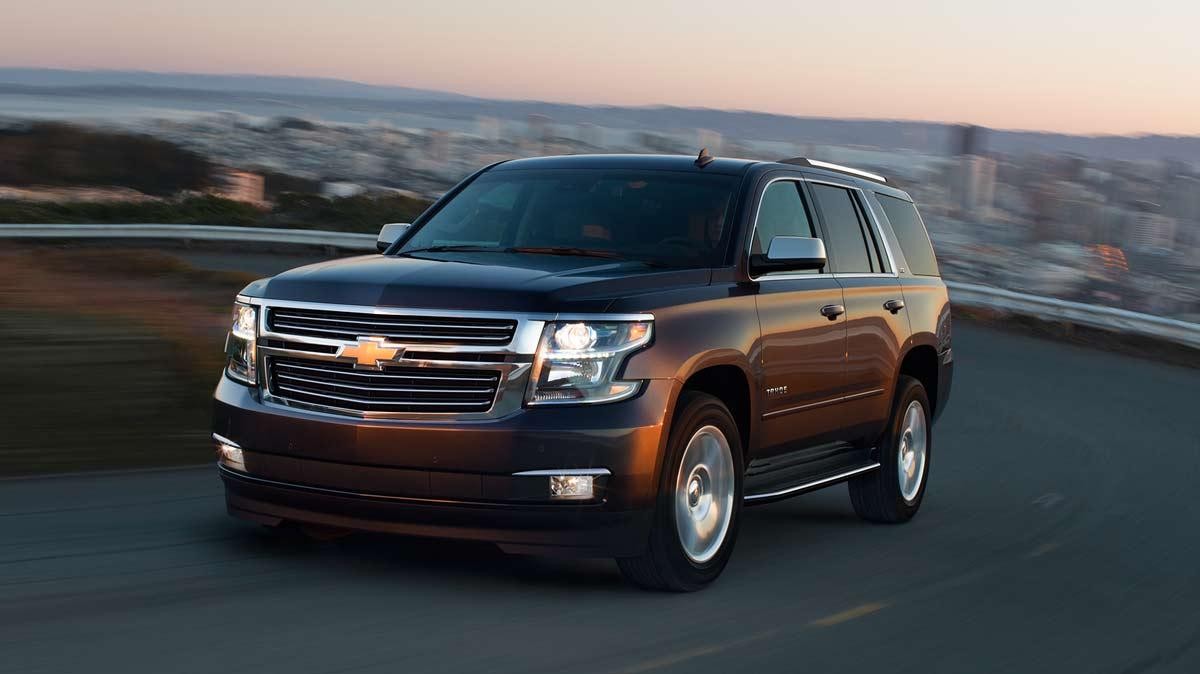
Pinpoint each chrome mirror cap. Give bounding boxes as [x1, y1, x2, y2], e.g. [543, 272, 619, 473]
[749, 236, 828, 276]
[377, 223, 411, 252]
[765, 235, 826, 265]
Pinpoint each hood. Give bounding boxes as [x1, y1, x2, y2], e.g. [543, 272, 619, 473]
[253, 252, 711, 313]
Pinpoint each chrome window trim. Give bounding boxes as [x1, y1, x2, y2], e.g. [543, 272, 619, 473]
[512, 468, 612, 476]
[746, 177, 899, 282]
[235, 297, 653, 421]
[801, 178, 900, 277]
[851, 186, 903, 275]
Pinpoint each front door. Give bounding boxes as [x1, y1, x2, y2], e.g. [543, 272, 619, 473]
[750, 178, 849, 457]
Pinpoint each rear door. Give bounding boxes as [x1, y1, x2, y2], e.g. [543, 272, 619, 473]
[807, 177, 909, 444]
[750, 176, 849, 457]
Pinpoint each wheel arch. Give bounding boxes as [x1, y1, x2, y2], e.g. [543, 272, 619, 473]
[677, 362, 754, 466]
[896, 342, 940, 417]
[647, 351, 758, 490]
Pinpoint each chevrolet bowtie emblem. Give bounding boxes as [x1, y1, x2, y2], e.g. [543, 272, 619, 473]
[338, 337, 403, 369]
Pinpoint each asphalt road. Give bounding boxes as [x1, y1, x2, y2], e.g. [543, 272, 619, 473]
[3, 322, 1200, 674]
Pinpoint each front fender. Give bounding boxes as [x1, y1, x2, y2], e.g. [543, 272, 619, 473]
[616, 287, 762, 484]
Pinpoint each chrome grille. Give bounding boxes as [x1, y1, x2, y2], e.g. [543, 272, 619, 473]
[268, 357, 501, 414]
[267, 307, 517, 345]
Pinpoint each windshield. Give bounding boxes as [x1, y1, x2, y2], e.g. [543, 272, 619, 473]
[398, 169, 739, 268]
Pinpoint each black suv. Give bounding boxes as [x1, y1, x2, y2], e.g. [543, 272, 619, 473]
[214, 153, 953, 591]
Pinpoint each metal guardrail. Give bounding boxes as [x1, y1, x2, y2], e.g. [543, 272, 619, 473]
[0, 223, 376, 249]
[945, 282, 1200, 349]
[4, 223, 1198, 350]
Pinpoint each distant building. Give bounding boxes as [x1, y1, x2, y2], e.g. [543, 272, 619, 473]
[950, 124, 987, 157]
[527, 114, 552, 143]
[1129, 211, 1177, 252]
[948, 124, 995, 218]
[956, 155, 996, 218]
[1165, 174, 1200, 254]
[1166, 174, 1200, 224]
[351, 151, 386, 179]
[214, 169, 264, 204]
[476, 116, 501, 143]
[320, 181, 367, 198]
[425, 130, 449, 163]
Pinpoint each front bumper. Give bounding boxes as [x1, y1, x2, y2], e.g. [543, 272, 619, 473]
[213, 376, 675, 557]
[222, 466, 652, 556]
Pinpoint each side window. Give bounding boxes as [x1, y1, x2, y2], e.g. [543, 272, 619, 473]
[810, 183, 877, 274]
[753, 181, 816, 256]
[876, 194, 940, 276]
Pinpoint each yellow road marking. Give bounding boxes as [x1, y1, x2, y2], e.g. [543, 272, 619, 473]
[616, 629, 780, 674]
[614, 601, 889, 672]
[809, 602, 888, 627]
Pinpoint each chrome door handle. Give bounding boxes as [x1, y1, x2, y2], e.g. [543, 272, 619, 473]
[883, 299, 906, 314]
[820, 304, 845, 320]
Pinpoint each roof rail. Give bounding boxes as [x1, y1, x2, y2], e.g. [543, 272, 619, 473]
[777, 157, 887, 184]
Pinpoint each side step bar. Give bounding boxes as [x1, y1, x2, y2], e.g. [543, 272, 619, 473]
[744, 463, 880, 504]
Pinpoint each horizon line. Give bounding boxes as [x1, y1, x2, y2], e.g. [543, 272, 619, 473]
[3, 66, 1199, 141]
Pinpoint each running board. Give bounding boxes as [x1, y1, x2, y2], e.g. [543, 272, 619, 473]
[744, 463, 880, 504]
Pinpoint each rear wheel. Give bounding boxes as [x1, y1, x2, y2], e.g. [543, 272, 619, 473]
[849, 376, 931, 523]
[618, 391, 743, 591]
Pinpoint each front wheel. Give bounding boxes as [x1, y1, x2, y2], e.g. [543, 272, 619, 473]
[617, 391, 743, 591]
[849, 375, 932, 523]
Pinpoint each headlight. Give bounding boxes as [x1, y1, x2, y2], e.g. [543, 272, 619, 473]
[224, 302, 257, 385]
[526, 320, 652, 405]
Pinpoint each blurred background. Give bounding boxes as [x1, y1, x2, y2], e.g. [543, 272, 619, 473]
[2, 3, 1200, 672]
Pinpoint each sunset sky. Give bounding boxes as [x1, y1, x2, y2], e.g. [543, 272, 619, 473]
[5, 0, 1199, 135]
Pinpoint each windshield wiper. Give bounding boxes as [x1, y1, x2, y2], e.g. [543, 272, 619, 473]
[401, 244, 673, 268]
[399, 245, 506, 256]
[507, 247, 676, 268]
[505, 246, 628, 260]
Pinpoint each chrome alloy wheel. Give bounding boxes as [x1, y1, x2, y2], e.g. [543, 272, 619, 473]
[897, 400, 928, 503]
[674, 424, 735, 564]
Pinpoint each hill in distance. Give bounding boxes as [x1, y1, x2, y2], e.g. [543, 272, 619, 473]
[0, 68, 474, 103]
[2, 68, 1198, 163]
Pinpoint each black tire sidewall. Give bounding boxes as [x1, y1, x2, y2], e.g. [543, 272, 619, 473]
[880, 377, 932, 518]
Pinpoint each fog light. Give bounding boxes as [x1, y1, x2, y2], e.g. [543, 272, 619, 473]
[213, 433, 246, 472]
[514, 468, 608, 500]
[549, 474, 594, 500]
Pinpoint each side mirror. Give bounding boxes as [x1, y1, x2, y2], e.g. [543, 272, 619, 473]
[750, 236, 827, 275]
[377, 223, 411, 252]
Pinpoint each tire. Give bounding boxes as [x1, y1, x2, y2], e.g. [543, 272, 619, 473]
[618, 391, 744, 592]
[849, 375, 932, 523]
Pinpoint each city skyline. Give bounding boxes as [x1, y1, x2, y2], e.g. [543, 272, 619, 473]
[5, 0, 1199, 136]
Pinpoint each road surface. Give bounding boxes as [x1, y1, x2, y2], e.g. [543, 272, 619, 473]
[3, 322, 1199, 674]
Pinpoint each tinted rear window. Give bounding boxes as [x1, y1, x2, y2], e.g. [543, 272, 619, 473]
[876, 194, 939, 277]
[810, 183, 875, 273]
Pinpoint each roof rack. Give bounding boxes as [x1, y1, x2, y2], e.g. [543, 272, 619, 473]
[777, 157, 887, 184]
